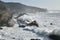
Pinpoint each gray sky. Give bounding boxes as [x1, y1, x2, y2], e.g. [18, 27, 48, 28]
[2, 0, 60, 10]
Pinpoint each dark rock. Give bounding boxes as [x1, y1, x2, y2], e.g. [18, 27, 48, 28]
[49, 34, 60, 40]
[0, 27, 3, 30]
[19, 25, 25, 28]
[31, 39, 41, 40]
[12, 37, 15, 39]
[50, 23, 53, 25]
[27, 21, 39, 27]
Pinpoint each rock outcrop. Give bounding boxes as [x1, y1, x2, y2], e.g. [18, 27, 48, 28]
[0, 1, 14, 27]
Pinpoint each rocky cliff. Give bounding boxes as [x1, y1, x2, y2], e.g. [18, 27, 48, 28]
[2, 1, 47, 14]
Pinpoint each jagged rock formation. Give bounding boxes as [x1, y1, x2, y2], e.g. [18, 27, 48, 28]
[0, 1, 14, 27]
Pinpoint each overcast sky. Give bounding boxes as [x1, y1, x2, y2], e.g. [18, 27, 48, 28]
[2, 0, 60, 10]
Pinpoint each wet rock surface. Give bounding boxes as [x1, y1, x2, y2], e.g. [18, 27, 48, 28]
[49, 34, 60, 40]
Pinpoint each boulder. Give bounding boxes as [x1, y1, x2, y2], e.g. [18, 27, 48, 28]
[49, 29, 60, 40]
[16, 14, 39, 27]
